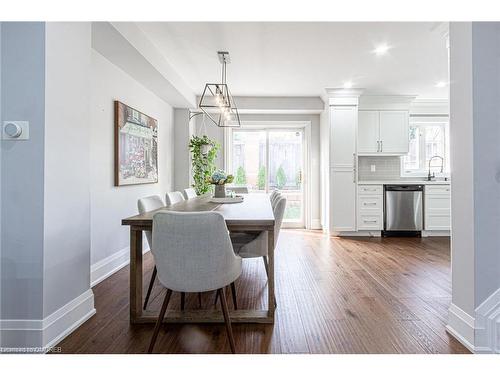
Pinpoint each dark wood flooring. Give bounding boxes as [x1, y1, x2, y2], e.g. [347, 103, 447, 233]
[57, 230, 469, 354]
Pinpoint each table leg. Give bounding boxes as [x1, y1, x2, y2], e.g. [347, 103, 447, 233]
[130, 227, 143, 323]
[267, 229, 275, 319]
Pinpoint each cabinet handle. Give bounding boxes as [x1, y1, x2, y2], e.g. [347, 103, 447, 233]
[376, 140, 380, 152]
[363, 202, 377, 206]
[363, 220, 377, 223]
[380, 140, 383, 152]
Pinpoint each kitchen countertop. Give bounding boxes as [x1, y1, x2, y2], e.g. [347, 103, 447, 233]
[358, 180, 450, 185]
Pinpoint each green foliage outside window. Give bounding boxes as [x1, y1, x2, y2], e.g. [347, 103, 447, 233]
[257, 166, 266, 190]
[234, 166, 247, 185]
[276, 165, 287, 189]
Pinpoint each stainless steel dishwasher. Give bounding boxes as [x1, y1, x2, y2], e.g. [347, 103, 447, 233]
[383, 185, 423, 236]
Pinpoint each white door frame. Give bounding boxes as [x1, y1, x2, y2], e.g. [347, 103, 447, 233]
[224, 121, 312, 229]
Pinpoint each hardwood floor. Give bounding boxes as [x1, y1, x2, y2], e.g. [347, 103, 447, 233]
[57, 230, 469, 354]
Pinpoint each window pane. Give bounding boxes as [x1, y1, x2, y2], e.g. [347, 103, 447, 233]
[231, 131, 266, 191]
[403, 125, 420, 171]
[268, 131, 303, 221]
[424, 125, 445, 171]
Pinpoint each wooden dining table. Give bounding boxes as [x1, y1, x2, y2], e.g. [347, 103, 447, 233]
[121, 193, 276, 325]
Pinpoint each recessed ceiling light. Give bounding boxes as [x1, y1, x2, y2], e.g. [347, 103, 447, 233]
[373, 43, 390, 56]
[435, 81, 448, 88]
[343, 81, 353, 89]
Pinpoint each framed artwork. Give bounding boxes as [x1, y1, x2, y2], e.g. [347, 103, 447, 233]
[114, 101, 158, 186]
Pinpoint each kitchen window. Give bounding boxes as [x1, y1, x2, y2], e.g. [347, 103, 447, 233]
[401, 117, 450, 177]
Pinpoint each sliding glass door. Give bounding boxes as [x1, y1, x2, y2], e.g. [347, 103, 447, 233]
[229, 128, 305, 227]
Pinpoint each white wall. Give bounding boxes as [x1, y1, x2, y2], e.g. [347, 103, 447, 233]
[1, 22, 46, 324]
[448, 23, 476, 347]
[43, 22, 93, 317]
[471, 22, 500, 306]
[89, 49, 174, 267]
[173, 109, 193, 191]
[448, 22, 500, 353]
[319, 104, 329, 230]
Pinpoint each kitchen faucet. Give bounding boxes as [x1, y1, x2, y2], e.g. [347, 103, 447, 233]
[427, 155, 444, 181]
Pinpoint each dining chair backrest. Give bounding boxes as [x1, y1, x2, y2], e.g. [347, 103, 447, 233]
[183, 188, 197, 200]
[271, 192, 282, 209]
[270, 190, 280, 202]
[230, 186, 249, 194]
[152, 211, 242, 293]
[165, 191, 185, 206]
[273, 196, 287, 241]
[137, 195, 165, 248]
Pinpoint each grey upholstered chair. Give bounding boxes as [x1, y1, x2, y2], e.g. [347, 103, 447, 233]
[270, 190, 281, 208]
[137, 195, 165, 310]
[229, 186, 249, 194]
[230, 196, 286, 307]
[165, 191, 185, 206]
[183, 187, 197, 199]
[270, 190, 280, 202]
[148, 211, 242, 353]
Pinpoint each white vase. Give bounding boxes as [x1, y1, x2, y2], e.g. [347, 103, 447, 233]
[200, 144, 211, 155]
[214, 184, 226, 198]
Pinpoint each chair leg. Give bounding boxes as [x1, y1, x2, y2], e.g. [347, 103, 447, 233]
[143, 266, 157, 310]
[180, 292, 185, 311]
[148, 289, 172, 353]
[262, 256, 277, 308]
[198, 292, 202, 308]
[218, 288, 236, 354]
[230, 282, 238, 310]
[214, 290, 219, 305]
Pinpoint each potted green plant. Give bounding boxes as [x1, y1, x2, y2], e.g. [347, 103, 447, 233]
[207, 169, 234, 198]
[189, 135, 220, 195]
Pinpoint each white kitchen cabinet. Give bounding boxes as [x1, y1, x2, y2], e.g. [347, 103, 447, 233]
[330, 106, 356, 166]
[358, 111, 379, 153]
[329, 102, 358, 233]
[424, 184, 451, 230]
[357, 184, 383, 230]
[331, 169, 357, 232]
[379, 111, 409, 154]
[357, 110, 409, 155]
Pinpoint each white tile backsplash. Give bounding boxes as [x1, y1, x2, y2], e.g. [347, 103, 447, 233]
[358, 156, 402, 181]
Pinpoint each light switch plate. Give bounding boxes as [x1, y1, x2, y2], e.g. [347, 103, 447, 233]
[370, 164, 376, 172]
[2, 121, 29, 140]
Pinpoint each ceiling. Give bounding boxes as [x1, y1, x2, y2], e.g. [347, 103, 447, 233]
[137, 22, 449, 99]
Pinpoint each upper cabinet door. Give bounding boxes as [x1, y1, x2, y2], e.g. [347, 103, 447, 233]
[358, 111, 379, 154]
[330, 106, 357, 166]
[379, 111, 409, 154]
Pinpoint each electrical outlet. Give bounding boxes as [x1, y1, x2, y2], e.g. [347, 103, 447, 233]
[370, 165, 376, 172]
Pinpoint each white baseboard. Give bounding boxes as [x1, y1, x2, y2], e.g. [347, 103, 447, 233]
[332, 231, 381, 237]
[0, 289, 95, 351]
[311, 219, 322, 230]
[446, 303, 475, 352]
[91, 245, 150, 287]
[475, 288, 500, 354]
[422, 230, 450, 237]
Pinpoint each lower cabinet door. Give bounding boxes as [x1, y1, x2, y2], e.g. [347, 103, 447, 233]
[330, 170, 356, 232]
[425, 214, 451, 230]
[424, 187, 451, 231]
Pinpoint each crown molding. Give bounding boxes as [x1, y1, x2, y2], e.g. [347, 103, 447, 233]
[324, 88, 364, 98]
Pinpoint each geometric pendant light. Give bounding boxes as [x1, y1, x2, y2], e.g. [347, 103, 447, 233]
[197, 51, 241, 127]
